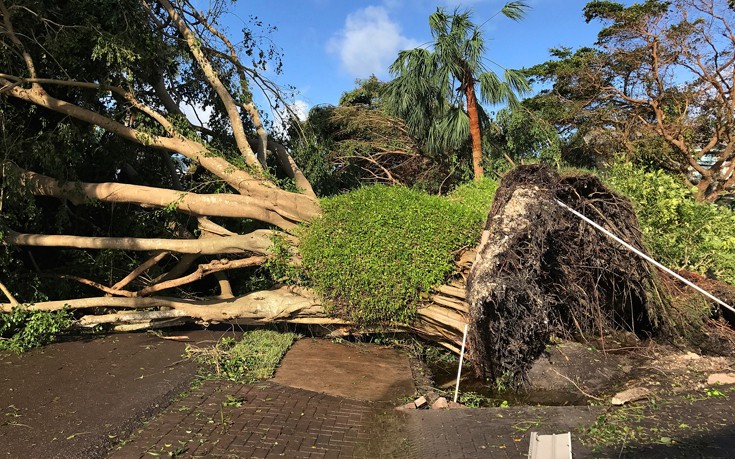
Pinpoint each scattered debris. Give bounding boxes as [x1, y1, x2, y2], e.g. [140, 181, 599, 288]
[431, 397, 448, 410]
[396, 401, 416, 411]
[424, 390, 439, 405]
[396, 393, 470, 410]
[413, 395, 428, 409]
[528, 432, 573, 459]
[611, 387, 651, 405]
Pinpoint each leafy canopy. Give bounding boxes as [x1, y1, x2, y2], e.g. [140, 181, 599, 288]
[524, 0, 735, 197]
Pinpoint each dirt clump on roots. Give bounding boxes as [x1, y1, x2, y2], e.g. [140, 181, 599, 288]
[467, 164, 670, 390]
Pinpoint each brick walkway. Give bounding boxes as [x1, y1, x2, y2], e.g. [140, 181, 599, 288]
[110, 381, 383, 459]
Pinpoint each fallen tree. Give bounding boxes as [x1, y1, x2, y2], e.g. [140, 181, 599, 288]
[1, 2, 732, 384]
[0, 0, 474, 353]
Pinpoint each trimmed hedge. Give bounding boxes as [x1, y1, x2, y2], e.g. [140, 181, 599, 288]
[299, 180, 498, 324]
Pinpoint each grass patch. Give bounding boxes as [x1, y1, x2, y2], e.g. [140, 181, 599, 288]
[299, 180, 497, 324]
[185, 330, 297, 383]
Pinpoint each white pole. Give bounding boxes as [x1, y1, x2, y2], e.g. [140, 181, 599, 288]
[453, 323, 469, 403]
[555, 199, 735, 315]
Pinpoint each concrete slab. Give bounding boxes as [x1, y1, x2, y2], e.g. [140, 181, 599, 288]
[272, 339, 416, 402]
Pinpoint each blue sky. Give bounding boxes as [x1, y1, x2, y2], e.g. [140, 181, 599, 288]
[224, 0, 634, 119]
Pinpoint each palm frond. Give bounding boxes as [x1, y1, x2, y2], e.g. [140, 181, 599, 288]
[429, 8, 450, 38]
[426, 106, 470, 154]
[464, 27, 486, 69]
[501, 1, 530, 21]
[477, 71, 505, 104]
[504, 68, 531, 94]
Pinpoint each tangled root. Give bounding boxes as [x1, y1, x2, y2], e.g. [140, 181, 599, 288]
[467, 165, 668, 389]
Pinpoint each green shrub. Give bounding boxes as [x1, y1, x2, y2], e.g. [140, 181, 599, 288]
[185, 330, 297, 383]
[300, 181, 497, 324]
[446, 177, 500, 218]
[603, 163, 735, 285]
[0, 307, 73, 353]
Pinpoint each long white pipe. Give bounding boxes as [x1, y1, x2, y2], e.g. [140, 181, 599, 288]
[453, 323, 469, 403]
[555, 199, 735, 315]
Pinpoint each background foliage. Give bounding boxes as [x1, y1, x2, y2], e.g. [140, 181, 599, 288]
[604, 163, 735, 285]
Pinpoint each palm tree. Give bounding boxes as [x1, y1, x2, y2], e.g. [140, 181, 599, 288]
[383, 3, 530, 180]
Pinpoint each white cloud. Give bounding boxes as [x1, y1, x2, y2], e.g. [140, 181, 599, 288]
[289, 100, 309, 122]
[181, 102, 213, 128]
[327, 6, 420, 78]
[272, 99, 310, 138]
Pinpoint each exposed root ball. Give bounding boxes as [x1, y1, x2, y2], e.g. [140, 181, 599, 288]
[467, 165, 667, 389]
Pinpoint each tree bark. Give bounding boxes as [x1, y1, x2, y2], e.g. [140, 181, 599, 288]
[465, 79, 484, 181]
[15, 167, 315, 229]
[1, 285, 470, 352]
[4, 229, 282, 255]
[1, 286, 328, 322]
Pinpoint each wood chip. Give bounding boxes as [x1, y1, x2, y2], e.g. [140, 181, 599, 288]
[611, 387, 651, 405]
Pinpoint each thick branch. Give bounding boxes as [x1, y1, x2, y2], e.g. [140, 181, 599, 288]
[137, 256, 265, 296]
[56, 274, 136, 297]
[17, 168, 313, 229]
[156, 0, 260, 168]
[248, 138, 316, 198]
[5, 228, 281, 255]
[153, 73, 185, 117]
[2, 285, 467, 352]
[0, 281, 18, 305]
[1, 286, 325, 323]
[111, 251, 169, 291]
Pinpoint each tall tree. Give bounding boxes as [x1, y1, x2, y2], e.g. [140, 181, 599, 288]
[526, 0, 735, 199]
[383, 3, 530, 181]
